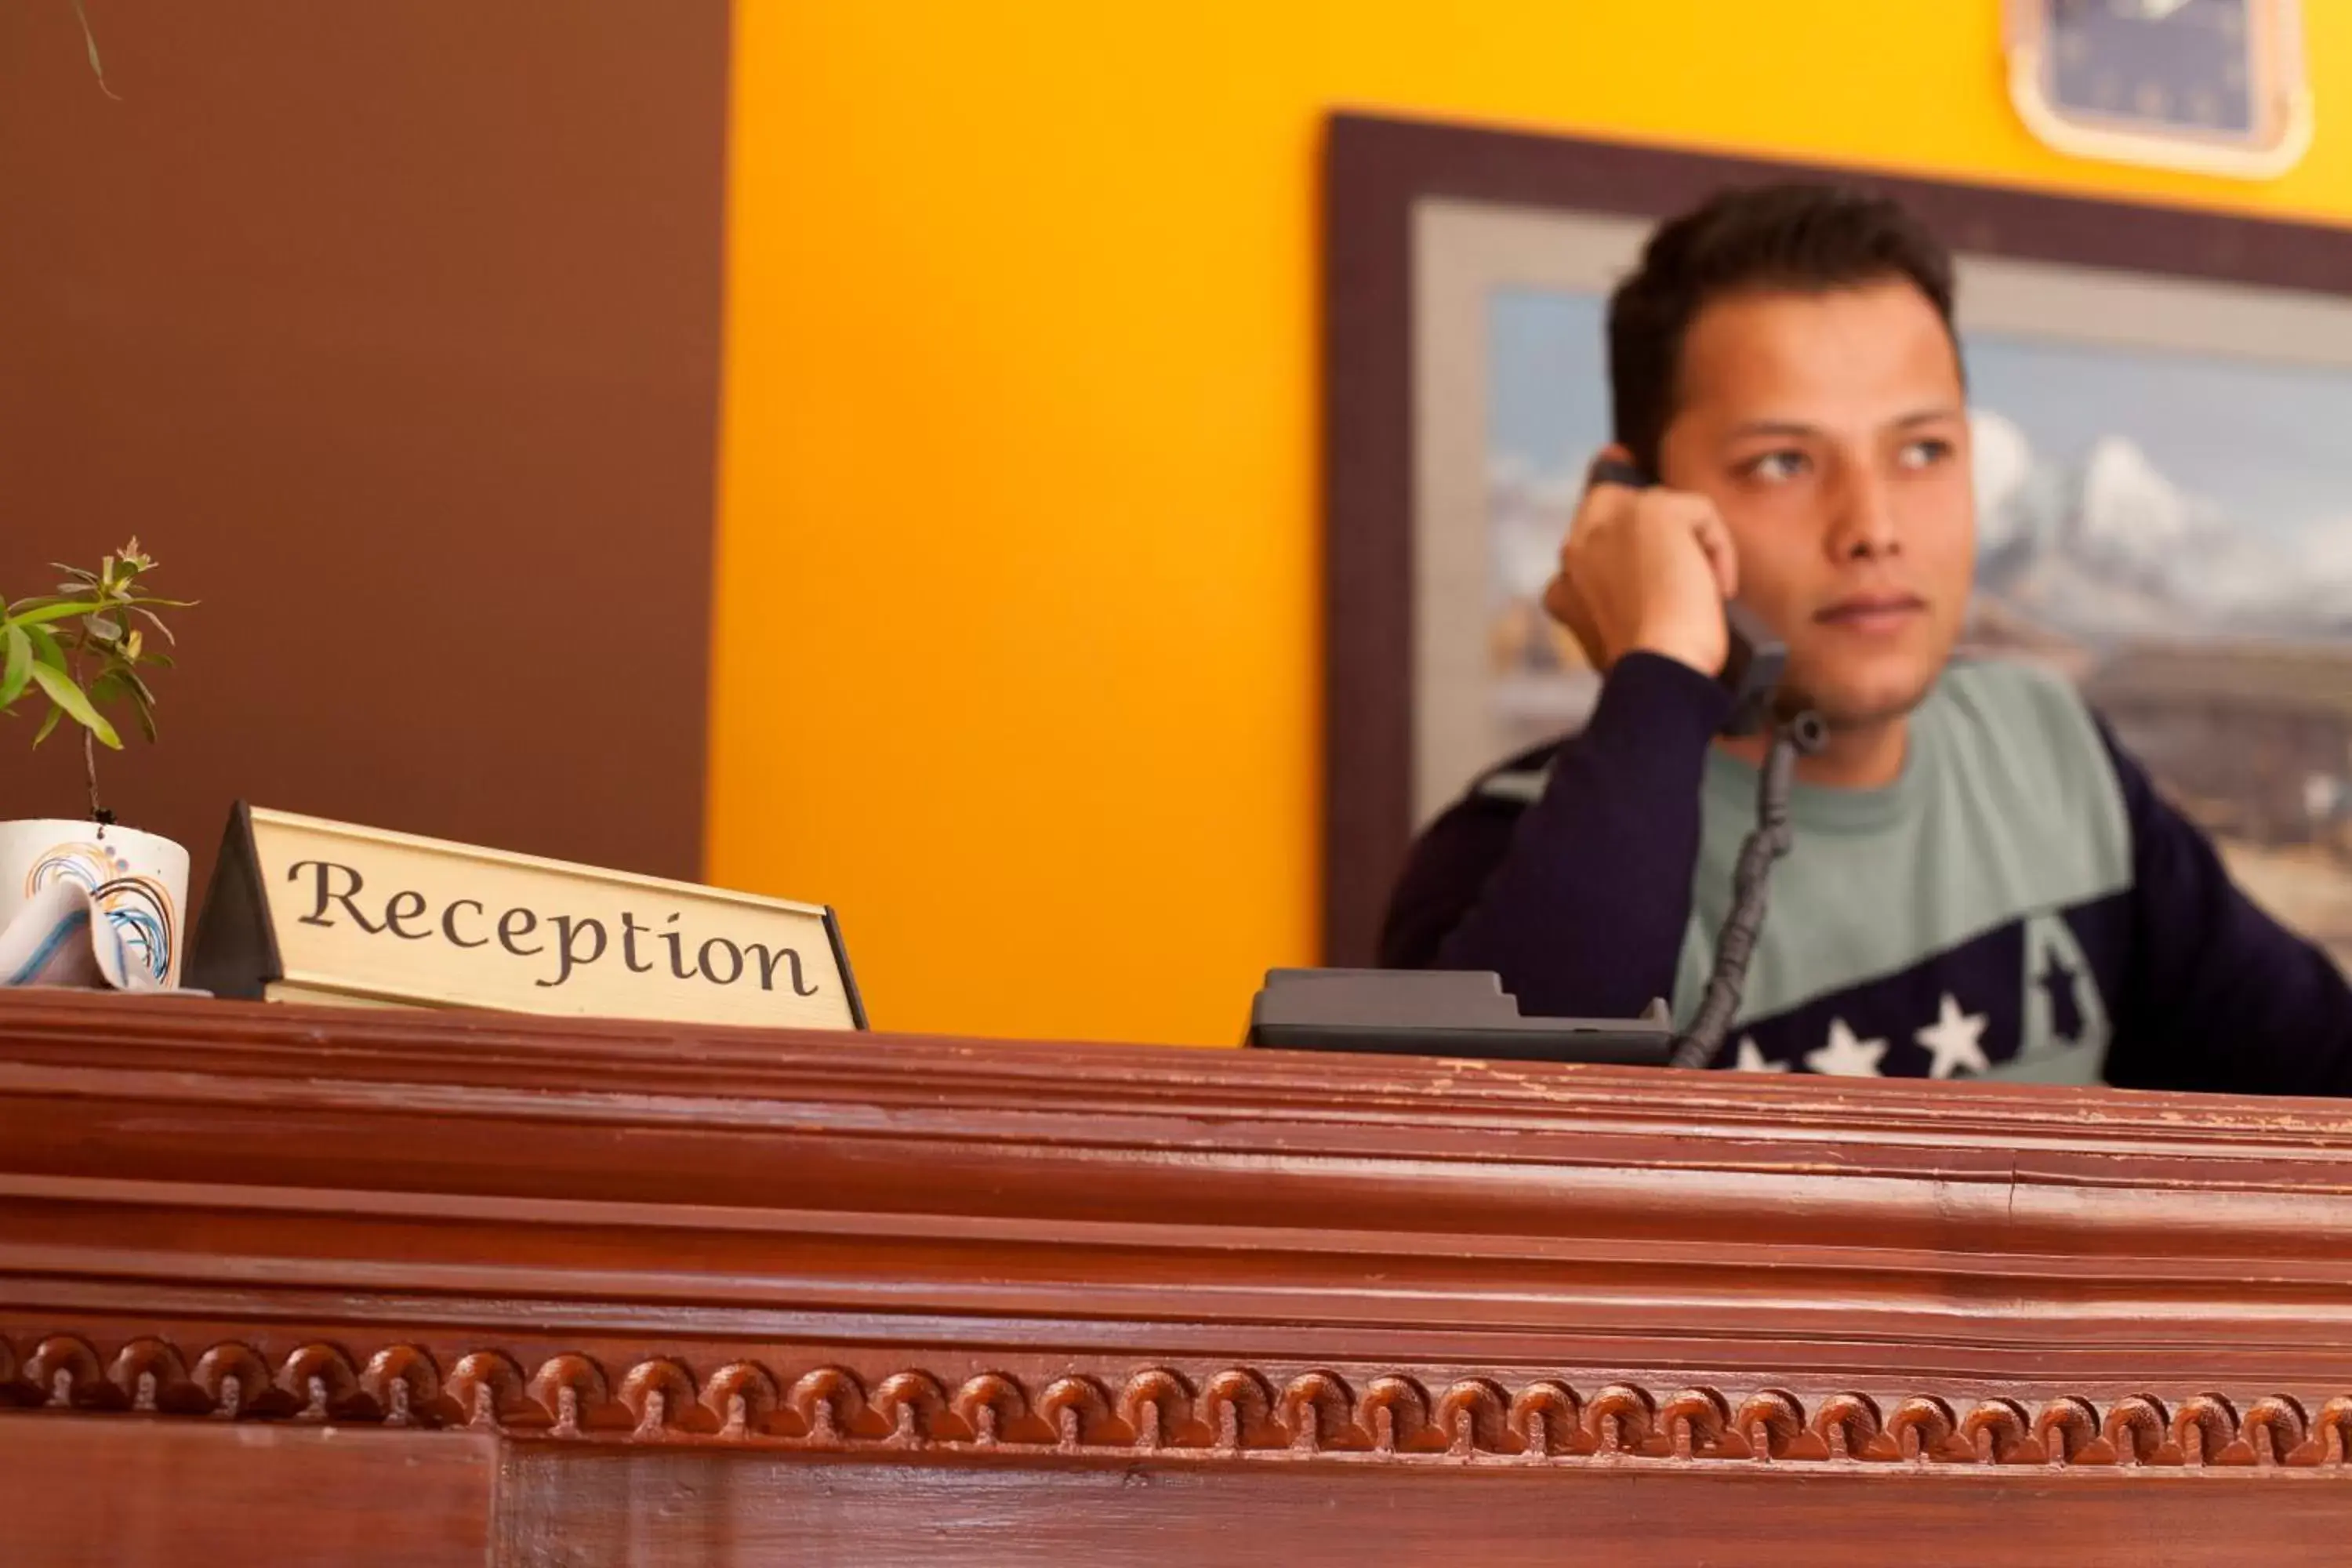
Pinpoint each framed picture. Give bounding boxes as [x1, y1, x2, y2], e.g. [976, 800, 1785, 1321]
[1322, 111, 2352, 970]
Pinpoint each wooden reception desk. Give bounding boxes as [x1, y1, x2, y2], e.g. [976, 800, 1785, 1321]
[5, 990, 2352, 1565]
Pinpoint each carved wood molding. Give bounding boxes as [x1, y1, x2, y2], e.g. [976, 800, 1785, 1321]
[12, 993, 2352, 1415]
[7, 1333, 2352, 1473]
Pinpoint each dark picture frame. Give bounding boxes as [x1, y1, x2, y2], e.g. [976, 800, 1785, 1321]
[1322, 110, 2352, 966]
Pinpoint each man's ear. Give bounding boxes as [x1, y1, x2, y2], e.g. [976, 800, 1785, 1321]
[1591, 442, 1645, 486]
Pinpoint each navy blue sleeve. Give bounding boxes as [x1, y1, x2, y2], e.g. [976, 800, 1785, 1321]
[1377, 652, 1730, 1020]
[2098, 724, 2352, 1097]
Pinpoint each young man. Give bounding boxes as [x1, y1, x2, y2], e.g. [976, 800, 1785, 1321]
[1380, 183, 2352, 1093]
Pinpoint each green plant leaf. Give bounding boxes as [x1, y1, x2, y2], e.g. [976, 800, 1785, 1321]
[27, 662, 121, 749]
[0, 626, 30, 708]
[6, 599, 105, 628]
[130, 607, 179, 644]
[24, 624, 66, 671]
[32, 706, 62, 747]
[142, 652, 176, 670]
[83, 612, 123, 642]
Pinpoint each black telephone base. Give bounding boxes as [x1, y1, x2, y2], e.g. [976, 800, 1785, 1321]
[1244, 969, 1673, 1068]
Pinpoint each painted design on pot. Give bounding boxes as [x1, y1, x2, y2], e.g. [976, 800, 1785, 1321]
[27, 843, 177, 985]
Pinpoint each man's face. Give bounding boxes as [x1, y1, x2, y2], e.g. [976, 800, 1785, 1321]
[1656, 278, 1974, 730]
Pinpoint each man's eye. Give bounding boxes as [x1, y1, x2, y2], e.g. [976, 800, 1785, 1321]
[1742, 450, 1808, 482]
[1898, 437, 1955, 470]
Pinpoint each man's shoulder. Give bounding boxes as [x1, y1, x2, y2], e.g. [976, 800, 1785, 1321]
[1930, 656, 2118, 770]
[1377, 734, 1573, 967]
[1936, 654, 2096, 725]
[1461, 735, 1571, 811]
[1926, 655, 2133, 878]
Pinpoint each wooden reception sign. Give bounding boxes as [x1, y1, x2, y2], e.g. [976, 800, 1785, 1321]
[186, 804, 865, 1029]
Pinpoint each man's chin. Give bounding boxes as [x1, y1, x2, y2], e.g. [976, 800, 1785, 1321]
[1791, 671, 1941, 732]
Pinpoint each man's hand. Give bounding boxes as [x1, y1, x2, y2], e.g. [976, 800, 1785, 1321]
[1542, 446, 1740, 678]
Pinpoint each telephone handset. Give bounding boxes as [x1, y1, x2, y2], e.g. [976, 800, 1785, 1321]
[1584, 457, 1785, 737]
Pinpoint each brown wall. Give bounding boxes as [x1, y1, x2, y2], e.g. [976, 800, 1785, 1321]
[0, 2, 728, 899]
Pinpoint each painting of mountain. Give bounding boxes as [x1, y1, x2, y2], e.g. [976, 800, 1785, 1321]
[1965, 332, 2352, 971]
[1967, 330, 2352, 647]
[1485, 288, 2352, 973]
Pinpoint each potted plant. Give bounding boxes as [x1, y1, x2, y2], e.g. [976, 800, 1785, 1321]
[2, 540, 193, 985]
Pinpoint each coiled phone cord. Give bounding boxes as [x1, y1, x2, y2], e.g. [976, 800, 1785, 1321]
[1668, 708, 1830, 1072]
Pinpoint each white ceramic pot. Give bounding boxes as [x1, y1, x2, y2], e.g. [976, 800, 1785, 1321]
[0, 819, 190, 986]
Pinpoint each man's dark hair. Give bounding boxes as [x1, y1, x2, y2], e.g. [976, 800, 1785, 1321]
[1607, 183, 1959, 475]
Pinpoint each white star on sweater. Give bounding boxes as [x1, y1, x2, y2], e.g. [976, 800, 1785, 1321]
[1915, 993, 1991, 1080]
[1733, 1035, 1789, 1073]
[1806, 1018, 1887, 1077]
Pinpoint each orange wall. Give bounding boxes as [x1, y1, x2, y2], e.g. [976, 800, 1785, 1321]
[710, 2, 2352, 1046]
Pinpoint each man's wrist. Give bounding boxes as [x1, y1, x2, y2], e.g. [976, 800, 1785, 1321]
[1596, 649, 1737, 738]
[1625, 624, 1726, 679]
